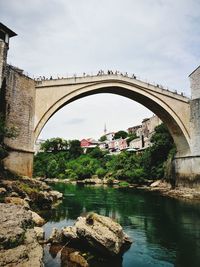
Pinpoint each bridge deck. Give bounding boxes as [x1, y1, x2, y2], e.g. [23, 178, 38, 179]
[35, 74, 190, 102]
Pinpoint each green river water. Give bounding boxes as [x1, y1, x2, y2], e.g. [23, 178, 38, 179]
[43, 184, 200, 267]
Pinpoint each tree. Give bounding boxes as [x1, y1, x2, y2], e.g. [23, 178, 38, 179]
[141, 123, 175, 179]
[87, 147, 104, 159]
[99, 135, 107, 142]
[46, 159, 59, 178]
[114, 130, 128, 140]
[69, 140, 82, 158]
[41, 138, 68, 153]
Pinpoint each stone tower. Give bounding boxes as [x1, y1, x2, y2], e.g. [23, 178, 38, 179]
[0, 23, 36, 177]
[0, 23, 17, 112]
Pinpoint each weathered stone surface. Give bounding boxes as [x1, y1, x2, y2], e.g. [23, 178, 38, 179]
[34, 227, 44, 241]
[0, 203, 33, 249]
[49, 190, 63, 200]
[61, 213, 132, 256]
[0, 176, 63, 210]
[150, 180, 162, 187]
[4, 196, 30, 208]
[0, 229, 43, 267]
[68, 251, 89, 267]
[76, 213, 132, 256]
[62, 226, 78, 241]
[48, 228, 63, 244]
[60, 247, 89, 267]
[9, 191, 19, 197]
[0, 187, 6, 195]
[31, 211, 45, 226]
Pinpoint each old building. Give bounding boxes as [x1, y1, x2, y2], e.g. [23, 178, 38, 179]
[80, 138, 99, 148]
[129, 115, 162, 150]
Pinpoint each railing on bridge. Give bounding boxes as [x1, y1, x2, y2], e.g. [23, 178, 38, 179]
[34, 70, 190, 98]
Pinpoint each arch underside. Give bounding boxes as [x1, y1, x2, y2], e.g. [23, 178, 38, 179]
[35, 84, 191, 157]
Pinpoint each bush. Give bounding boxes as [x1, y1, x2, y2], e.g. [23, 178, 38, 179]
[119, 181, 130, 187]
[65, 169, 78, 180]
[96, 168, 107, 178]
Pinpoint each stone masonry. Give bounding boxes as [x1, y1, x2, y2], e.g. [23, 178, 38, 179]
[3, 66, 35, 177]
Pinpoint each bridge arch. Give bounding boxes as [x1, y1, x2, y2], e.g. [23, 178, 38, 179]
[34, 79, 191, 157]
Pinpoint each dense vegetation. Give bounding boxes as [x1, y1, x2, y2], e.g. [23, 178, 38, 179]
[33, 124, 175, 183]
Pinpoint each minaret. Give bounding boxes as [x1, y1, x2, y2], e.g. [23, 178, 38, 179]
[104, 123, 107, 135]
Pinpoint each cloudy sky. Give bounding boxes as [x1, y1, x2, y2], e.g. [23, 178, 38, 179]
[1, 0, 200, 140]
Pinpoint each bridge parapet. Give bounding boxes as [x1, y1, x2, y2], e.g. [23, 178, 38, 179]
[35, 74, 189, 102]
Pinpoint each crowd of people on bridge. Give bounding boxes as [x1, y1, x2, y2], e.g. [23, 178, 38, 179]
[34, 69, 137, 82]
[33, 71, 185, 97]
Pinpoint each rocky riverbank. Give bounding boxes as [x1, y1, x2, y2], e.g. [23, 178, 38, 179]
[0, 174, 63, 267]
[42, 176, 200, 201]
[137, 180, 200, 201]
[0, 204, 44, 266]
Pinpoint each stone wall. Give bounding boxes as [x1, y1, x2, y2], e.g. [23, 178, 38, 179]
[189, 66, 200, 156]
[173, 156, 200, 189]
[173, 66, 200, 188]
[190, 66, 200, 100]
[0, 40, 8, 114]
[3, 65, 35, 176]
[0, 40, 7, 89]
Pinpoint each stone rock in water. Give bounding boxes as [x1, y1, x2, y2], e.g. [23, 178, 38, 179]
[31, 211, 45, 226]
[34, 227, 45, 241]
[150, 180, 162, 187]
[48, 228, 63, 244]
[62, 213, 132, 256]
[49, 190, 63, 200]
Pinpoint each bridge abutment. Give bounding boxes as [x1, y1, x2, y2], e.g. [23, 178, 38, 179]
[3, 66, 35, 177]
[173, 156, 200, 188]
[173, 66, 200, 188]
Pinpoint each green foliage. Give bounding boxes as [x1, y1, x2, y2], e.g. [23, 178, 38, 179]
[33, 124, 175, 183]
[68, 140, 82, 158]
[96, 167, 107, 178]
[47, 159, 59, 178]
[99, 135, 107, 142]
[41, 137, 68, 152]
[118, 181, 130, 187]
[87, 147, 105, 159]
[114, 130, 128, 140]
[141, 123, 175, 179]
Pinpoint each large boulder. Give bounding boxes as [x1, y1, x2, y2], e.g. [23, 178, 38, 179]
[0, 204, 43, 266]
[4, 196, 30, 209]
[49, 190, 63, 200]
[61, 213, 132, 256]
[0, 204, 33, 249]
[0, 229, 43, 267]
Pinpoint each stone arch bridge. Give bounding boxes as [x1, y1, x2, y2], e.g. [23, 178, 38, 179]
[3, 71, 200, 187]
[34, 74, 190, 158]
[1, 24, 200, 187]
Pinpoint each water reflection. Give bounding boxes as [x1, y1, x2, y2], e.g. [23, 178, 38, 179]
[43, 184, 200, 267]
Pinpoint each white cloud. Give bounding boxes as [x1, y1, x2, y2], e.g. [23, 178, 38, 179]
[0, 0, 199, 140]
